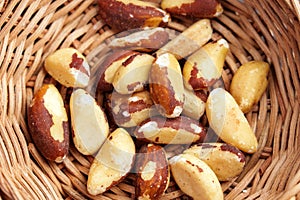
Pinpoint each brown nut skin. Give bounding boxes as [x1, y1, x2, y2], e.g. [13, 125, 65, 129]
[149, 53, 184, 118]
[109, 27, 169, 52]
[28, 84, 69, 163]
[184, 143, 246, 181]
[135, 144, 170, 200]
[161, 0, 223, 18]
[97, 50, 138, 92]
[106, 90, 159, 127]
[98, 0, 170, 31]
[134, 116, 207, 144]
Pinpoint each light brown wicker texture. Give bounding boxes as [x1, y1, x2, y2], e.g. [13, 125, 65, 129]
[0, 0, 299, 199]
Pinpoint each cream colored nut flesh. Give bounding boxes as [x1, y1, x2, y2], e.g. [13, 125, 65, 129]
[44, 48, 90, 88]
[184, 143, 246, 181]
[87, 128, 135, 195]
[230, 60, 270, 113]
[134, 116, 206, 144]
[149, 53, 184, 118]
[182, 87, 206, 120]
[156, 19, 212, 59]
[70, 89, 109, 155]
[28, 84, 69, 163]
[206, 88, 258, 153]
[135, 144, 170, 199]
[113, 53, 155, 94]
[183, 39, 229, 90]
[169, 153, 223, 200]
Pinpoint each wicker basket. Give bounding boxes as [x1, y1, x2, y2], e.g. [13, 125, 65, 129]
[0, 0, 300, 199]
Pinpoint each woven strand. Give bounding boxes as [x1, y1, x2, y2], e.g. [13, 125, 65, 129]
[0, 0, 299, 199]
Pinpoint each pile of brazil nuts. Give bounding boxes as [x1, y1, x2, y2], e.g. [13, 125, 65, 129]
[27, 0, 270, 199]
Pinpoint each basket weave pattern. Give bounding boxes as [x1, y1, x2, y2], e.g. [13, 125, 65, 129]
[0, 0, 300, 199]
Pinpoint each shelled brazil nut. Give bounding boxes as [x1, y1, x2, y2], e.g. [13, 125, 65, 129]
[183, 38, 229, 90]
[109, 27, 170, 51]
[70, 89, 109, 155]
[169, 153, 223, 200]
[135, 143, 170, 200]
[161, 0, 223, 18]
[182, 87, 206, 120]
[206, 88, 258, 153]
[113, 53, 155, 94]
[98, 0, 170, 31]
[156, 19, 213, 59]
[44, 48, 90, 88]
[134, 116, 207, 144]
[230, 61, 270, 113]
[97, 50, 138, 92]
[184, 143, 246, 181]
[28, 84, 69, 163]
[149, 53, 184, 118]
[105, 90, 159, 127]
[87, 128, 135, 195]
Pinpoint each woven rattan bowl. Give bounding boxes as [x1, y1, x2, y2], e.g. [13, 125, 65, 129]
[1, 0, 300, 199]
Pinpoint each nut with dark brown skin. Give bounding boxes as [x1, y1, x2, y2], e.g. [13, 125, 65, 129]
[98, 0, 170, 31]
[107, 90, 159, 127]
[135, 144, 170, 200]
[161, 0, 223, 18]
[149, 53, 184, 118]
[109, 27, 170, 52]
[134, 116, 207, 144]
[97, 50, 138, 92]
[28, 84, 69, 163]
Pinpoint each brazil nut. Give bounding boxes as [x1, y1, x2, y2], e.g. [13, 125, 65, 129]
[28, 84, 69, 163]
[206, 88, 258, 153]
[169, 153, 223, 200]
[183, 39, 229, 90]
[184, 142, 246, 181]
[106, 90, 158, 127]
[44, 48, 90, 88]
[135, 144, 170, 199]
[149, 53, 184, 118]
[113, 53, 155, 94]
[134, 116, 206, 144]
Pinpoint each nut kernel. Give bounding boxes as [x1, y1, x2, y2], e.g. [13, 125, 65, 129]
[44, 48, 90, 88]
